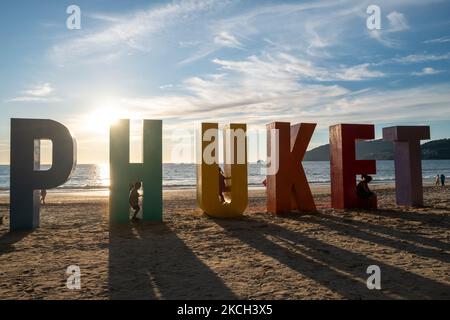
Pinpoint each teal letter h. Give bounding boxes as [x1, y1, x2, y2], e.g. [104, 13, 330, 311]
[109, 119, 162, 224]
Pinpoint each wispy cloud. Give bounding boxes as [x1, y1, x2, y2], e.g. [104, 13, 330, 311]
[85, 13, 122, 23]
[50, 0, 223, 64]
[372, 52, 450, 66]
[368, 10, 409, 48]
[109, 80, 450, 131]
[114, 52, 357, 122]
[390, 52, 450, 64]
[386, 11, 409, 32]
[7, 83, 59, 103]
[368, 30, 400, 48]
[411, 67, 444, 76]
[213, 53, 384, 82]
[159, 84, 174, 90]
[214, 31, 243, 49]
[423, 36, 450, 44]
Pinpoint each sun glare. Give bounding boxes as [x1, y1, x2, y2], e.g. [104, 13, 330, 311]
[84, 98, 132, 134]
[98, 163, 110, 187]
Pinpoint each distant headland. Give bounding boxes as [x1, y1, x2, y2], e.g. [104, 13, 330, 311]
[304, 138, 450, 161]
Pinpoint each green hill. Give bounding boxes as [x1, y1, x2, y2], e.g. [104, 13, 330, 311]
[304, 138, 450, 161]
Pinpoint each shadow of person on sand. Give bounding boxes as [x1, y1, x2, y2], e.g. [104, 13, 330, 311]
[213, 216, 450, 299]
[108, 221, 236, 300]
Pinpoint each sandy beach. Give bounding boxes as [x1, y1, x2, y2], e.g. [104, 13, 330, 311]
[0, 184, 449, 300]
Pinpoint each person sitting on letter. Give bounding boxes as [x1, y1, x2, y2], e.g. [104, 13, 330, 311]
[357, 174, 375, 200]
[129, 182, 142, 219]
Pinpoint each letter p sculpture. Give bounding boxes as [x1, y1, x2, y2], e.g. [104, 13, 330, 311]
[10, 119, 76, 231]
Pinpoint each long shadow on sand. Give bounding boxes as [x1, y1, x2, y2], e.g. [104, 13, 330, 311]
[291, 213, 450, 264]
[0, 230, 31, 256]
[109, 222, 236, 300]
[214, 217, 450, 299]
[364, 208, 450, 229]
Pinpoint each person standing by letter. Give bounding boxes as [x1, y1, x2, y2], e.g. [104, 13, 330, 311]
[129, 182, 142, 220]
[40, 189, 47, 205]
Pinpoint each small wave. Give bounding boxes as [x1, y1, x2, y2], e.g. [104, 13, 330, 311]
[56, 185, 109, 190]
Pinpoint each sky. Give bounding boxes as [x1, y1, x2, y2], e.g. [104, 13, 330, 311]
[0, 0, 449, 164]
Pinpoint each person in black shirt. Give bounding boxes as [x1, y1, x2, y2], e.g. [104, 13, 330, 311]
[357, 174, 375, 200]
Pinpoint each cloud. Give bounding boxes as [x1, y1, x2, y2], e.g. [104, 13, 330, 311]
[213, 31, 243, 49]
[85, 13, 122, 23]
[411, 67, 444, 76]
[212, 53, 384, 82]
[67, 77, 450, 164]
[333, 63, 384, 81]
[113, 80, 450, 131]
[106, 52, 393, 127]
[368, 11, 409, 48]
[368, 30, 401, 48]
[423, 36, 450, 44]
[322, 84, 450, 125]
[373, 52, 450, 66]
[7, 83, 59, 102]
[386, 11, 409, 32]
[23, 83, 54, 97]
[389, 53, 450, 64]
[48, 0, 443, 69]
[159, 84, 174, 89]
[178, 40, 201, 48]
[208, 0, 362, 59]
[177, 31, 245, 65]
[50, 0, 222, 64]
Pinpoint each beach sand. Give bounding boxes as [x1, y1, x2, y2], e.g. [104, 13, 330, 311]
[0, 184, 449, 300]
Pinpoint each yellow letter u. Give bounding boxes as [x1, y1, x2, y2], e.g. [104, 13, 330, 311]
[197, 123, 248, 218]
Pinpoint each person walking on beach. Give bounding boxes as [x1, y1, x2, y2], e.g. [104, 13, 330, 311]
[129, 182, 142, 220]
[40, 189, 47, 205]
[441, 174, 446, 186]
[357, 174, 375, 200]
[435, 174, 441, 186]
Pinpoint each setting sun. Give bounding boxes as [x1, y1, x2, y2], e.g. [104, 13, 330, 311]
[83, 100, 131, 134]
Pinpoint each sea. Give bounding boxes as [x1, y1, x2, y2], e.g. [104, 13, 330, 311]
[0, 160, 449, 193]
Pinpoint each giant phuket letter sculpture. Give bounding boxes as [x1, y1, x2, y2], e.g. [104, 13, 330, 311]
[266, 122, 317, 214]
[330, 124, 377, 209]
[109, 119, 162, 224]
[383, 126, 430, 207]
[197, 123, 248, 218]
[10, 119, 76, 231]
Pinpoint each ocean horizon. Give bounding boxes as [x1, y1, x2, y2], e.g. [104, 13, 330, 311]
[0, 160, 449, 192]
